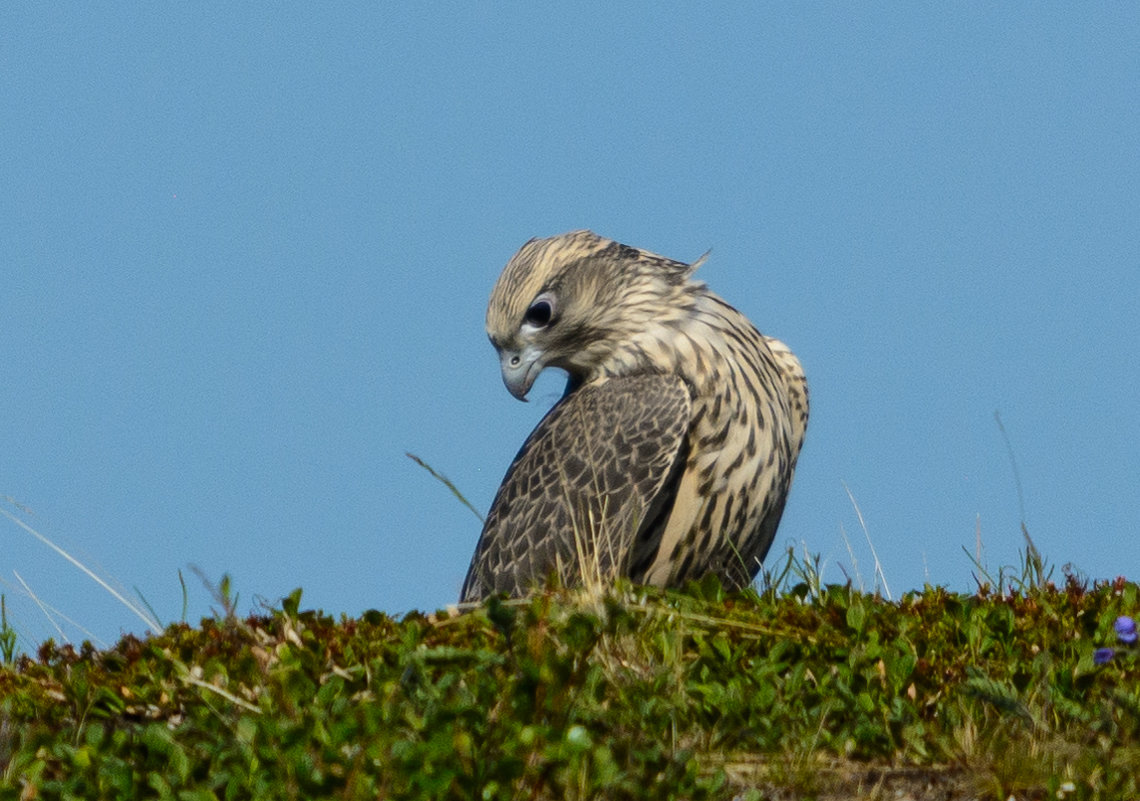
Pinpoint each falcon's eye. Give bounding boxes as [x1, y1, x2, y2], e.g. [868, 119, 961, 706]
[523, 298, 554, 328]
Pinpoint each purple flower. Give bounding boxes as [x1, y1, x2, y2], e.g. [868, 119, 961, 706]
[1115, 616, 1137, 644]
[1094, 647, 1115, 666]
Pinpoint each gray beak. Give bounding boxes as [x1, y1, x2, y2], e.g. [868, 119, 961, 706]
[499, 345, 543, 401]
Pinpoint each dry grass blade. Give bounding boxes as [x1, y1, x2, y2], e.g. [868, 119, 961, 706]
[406, 452, 486, 524]
[0, 504, 160, 632]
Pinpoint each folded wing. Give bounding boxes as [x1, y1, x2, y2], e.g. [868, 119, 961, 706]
[460, 374, 691, 601]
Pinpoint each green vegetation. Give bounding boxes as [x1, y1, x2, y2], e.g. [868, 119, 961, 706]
[1, 559, 1138, 800]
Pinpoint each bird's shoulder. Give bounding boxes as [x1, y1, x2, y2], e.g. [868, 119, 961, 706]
[500, 373, 692, 505]
[460, 373, 693, 600]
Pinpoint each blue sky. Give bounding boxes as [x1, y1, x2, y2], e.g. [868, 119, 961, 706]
[3, 5, 1138, 649]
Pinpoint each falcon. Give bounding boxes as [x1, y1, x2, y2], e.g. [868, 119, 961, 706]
[460, 230, 808, 602]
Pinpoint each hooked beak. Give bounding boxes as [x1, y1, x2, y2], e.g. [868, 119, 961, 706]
[498, 345, 544, 401]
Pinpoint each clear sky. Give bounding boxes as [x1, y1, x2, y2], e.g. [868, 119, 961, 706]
[3, 5, 1138, 649]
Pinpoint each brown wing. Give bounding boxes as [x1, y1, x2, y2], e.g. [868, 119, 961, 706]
[460, 374, 691, 602]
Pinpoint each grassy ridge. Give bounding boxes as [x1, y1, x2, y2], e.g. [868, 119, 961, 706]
[1, 571, 1139, 800]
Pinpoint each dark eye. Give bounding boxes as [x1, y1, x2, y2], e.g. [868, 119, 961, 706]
[524, 299, 554, 328]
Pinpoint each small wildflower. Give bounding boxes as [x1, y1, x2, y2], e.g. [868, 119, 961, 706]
[1114, 615, 1137, 644]
[1094, 647, 1114, 665]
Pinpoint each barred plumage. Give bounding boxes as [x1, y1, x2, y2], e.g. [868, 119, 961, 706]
[461, 230, 808, 602]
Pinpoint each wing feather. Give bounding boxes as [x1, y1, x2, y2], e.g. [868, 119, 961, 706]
[460, 374, 691, 601]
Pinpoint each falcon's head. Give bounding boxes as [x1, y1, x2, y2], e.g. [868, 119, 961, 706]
[485, 230, 699, 400]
